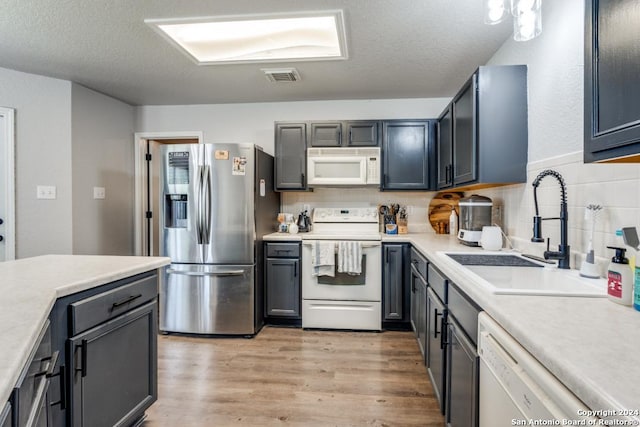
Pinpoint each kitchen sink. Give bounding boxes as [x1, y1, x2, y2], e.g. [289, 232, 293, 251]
[446, 253, 543, 268]
[441, 252, 607, 297]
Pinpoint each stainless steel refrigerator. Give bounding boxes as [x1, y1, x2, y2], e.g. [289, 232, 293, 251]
[159, 143, 280, 335]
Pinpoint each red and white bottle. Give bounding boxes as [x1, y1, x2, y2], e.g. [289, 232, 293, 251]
[607, 246, 632, 305]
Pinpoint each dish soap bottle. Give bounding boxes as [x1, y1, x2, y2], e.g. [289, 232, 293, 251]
[606, 246, 632, 305]
[449, 207, 458, 236]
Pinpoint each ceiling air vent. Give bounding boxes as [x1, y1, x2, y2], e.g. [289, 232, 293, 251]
[262, 68, 301, 83]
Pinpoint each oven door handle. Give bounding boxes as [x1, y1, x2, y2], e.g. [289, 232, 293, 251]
[302, 241, 381, 249]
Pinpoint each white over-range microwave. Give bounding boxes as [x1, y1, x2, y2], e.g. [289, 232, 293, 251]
[306, 147, 381, 186]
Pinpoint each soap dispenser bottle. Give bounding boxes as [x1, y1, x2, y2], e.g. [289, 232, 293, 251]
[606, 246, 632, 305]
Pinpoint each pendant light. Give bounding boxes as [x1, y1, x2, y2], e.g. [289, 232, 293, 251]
[483, 0, 542, 41]
[511, 0, 542, 41]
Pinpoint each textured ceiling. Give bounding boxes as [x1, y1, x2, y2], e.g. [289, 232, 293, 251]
[0, 0, 513, 106]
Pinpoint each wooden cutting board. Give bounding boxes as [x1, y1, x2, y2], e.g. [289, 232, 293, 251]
[428, 192, 464, 234]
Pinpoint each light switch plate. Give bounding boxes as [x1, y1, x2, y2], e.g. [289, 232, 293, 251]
[93, 187, 106, 200]
[36, 185, 56, 200]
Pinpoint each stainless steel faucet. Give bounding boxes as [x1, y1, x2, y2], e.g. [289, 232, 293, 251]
[531, 169, 570, 269]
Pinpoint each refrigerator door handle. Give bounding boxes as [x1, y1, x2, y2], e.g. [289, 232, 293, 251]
[196, 165, 204, 244]
[202, 165, 212, 244]
[167, 268, 246, 277]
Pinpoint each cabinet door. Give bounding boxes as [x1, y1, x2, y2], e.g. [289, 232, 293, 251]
[382, 121, 432, 190]
[426, 287, 446, 414]
[383, 244, 404, 321]
[266, 258, 301, 318]
[309, 122, 342, 147]
[585, 0, 640, 162]
[437, 107, 453, 189]
[446, 317, 478, 427]
[346, 121, 380, 146]
[275, 123, 307, 190]
[69, 302, 157, 427]
[453, 77, 477, 185]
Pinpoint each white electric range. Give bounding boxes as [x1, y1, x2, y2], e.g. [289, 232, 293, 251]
[300, 207, 382, 330]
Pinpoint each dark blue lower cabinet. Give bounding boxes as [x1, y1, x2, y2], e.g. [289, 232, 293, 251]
[446, 316, 478, 427]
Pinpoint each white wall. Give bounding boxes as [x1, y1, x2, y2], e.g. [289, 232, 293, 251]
[135, 98, 450, 155]
[487, 0, 584, 161]
[71, 83, 135, 255]
[0, 67, 73, 258]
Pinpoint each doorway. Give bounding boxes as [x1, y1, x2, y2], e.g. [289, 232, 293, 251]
[0, 107, 15, 261]
[133, 132, 203, 256]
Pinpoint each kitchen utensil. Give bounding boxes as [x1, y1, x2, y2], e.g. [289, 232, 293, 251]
[580, 204, 603, 278]
[480, 226, 503, 251]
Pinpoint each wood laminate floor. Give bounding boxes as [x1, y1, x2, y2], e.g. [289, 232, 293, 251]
[144, 326, 445, 426]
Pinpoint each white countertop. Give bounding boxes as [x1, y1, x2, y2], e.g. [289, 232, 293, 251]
[0, 255, 170, 406]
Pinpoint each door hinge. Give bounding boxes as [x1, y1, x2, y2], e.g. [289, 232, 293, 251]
[146, 211, 153, 219]
[145, 153, 152, 161]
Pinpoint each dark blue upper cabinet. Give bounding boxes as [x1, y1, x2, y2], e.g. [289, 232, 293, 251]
[381, 120, 435, 191]
[585, 0, 640, 162]
[437, 65, 528, 190]
[309, 120, 380, 147]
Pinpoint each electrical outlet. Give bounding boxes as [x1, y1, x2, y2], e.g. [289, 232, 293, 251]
[93, 187, 106, 200]
[36, 185, 56, 200]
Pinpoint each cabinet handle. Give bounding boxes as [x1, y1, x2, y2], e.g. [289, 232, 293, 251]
[49, 365, 67, 410]
[449, 164, 454, 184]
[76, 339, 88, 378]
[301, 173, 305, 185]
[34, 350, 60, 378]
[293, 262, 298, 278]
[275, 249, 292, 254]
[434, 309, 442, 339]
[112, 293, 142, 309]
[441, 320, 448, 350]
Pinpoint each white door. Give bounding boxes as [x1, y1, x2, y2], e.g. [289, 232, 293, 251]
[0, 107, 15, 261]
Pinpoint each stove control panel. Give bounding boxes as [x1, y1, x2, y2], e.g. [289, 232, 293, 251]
[313, 207, 379, 223]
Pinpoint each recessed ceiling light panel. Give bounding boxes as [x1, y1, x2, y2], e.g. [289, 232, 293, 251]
[145, 11, 348, 65]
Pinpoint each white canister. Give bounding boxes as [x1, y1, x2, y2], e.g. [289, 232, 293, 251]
[288, 223, 299, 234]
[480, 226, 503, 251]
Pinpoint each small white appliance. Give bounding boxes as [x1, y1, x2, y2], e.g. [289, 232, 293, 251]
[301, 207, 381, 330]
[457, 195, 493, 246]
[478, 313, 596, 425]
[307, 147, 380, 186]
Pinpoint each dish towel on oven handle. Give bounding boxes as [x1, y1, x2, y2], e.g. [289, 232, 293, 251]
[312, 241, 335, 277]
[337, 241, 362, 275]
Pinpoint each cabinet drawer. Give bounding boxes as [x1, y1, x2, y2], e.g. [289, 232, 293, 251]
[448, 283, 481, 346]
[428, 264, 447, 303]
[410, 248, 428, 281]
[266, 243, 300, 258]
[70, 274, 158, 335]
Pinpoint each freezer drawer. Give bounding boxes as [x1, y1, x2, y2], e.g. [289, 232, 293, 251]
[160, 264, 255, 335]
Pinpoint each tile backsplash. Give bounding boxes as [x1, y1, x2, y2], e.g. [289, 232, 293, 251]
[282, 151, 640, 278]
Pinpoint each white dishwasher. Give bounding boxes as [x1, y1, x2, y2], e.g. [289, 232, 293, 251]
[478, 313, 596, 425]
